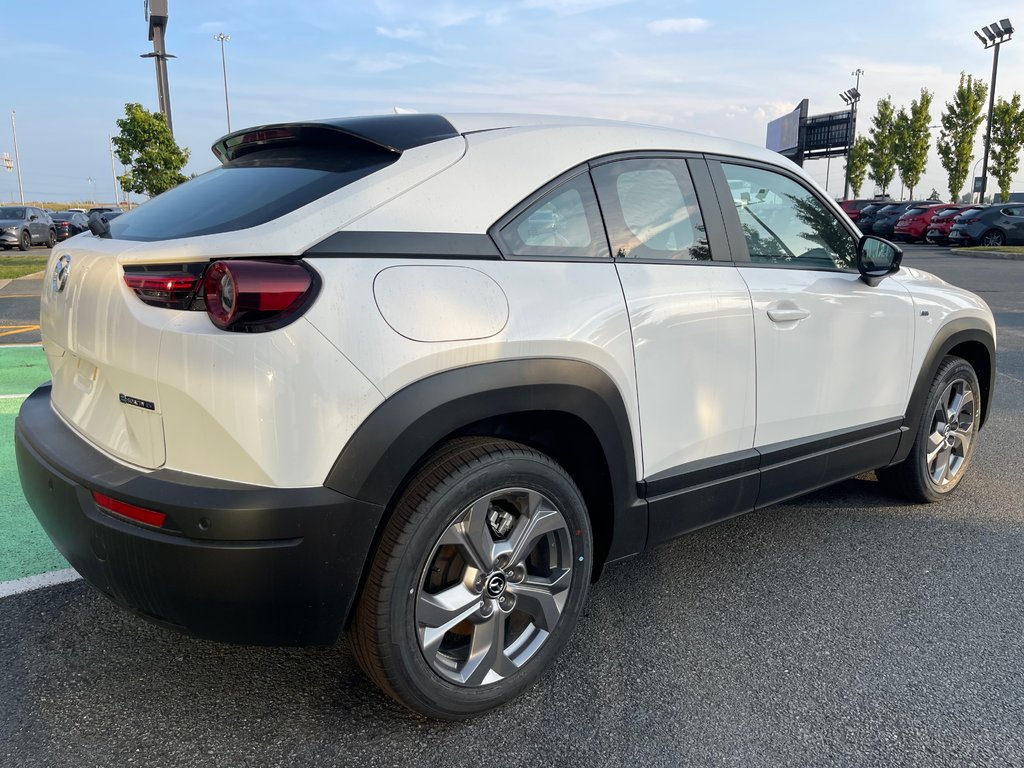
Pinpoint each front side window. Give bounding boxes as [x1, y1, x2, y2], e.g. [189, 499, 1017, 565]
[722, 163, 856, 270]
[496, 173, 608, 258]
[591, 158, 710, 261]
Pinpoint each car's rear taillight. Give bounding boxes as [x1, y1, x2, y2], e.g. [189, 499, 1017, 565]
[124, 272, 202, 309]
[203, 259, 315, 332]
[92, 491, 166, 528]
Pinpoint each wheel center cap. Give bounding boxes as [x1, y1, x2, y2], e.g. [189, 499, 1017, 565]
[484, 572, 507, 598]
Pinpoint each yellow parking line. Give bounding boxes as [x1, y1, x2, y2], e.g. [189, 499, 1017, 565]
[0, 325, 40, 338]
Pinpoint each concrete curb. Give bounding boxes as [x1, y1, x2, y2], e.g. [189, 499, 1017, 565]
[950, 248, 1024, 261]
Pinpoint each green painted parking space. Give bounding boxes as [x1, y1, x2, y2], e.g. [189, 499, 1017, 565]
[0, 346, 67, 582]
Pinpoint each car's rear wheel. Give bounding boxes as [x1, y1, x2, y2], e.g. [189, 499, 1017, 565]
[878, 356, 980, 502]
[18, 231, 30, 251]
[981, 229, 1006, 247]
[349, 437, 593, 719]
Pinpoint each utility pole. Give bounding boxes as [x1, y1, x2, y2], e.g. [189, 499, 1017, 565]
[840, 70, 863, 200]
[141, 0, 176, 135]
[215, 33, 232, 132]
[109, 136, 120, 208]
[11, 110, 24, 204]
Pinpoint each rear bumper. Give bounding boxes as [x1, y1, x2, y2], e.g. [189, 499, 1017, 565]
[15, 384, 384, 646]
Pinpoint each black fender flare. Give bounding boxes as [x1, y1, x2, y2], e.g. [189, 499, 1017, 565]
[324, 358, 646, 563]
[891, 318, 996, 464]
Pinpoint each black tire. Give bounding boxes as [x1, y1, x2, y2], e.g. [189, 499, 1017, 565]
[980, 229, 1006, 247]
[18, 230, 30, 251]
[877, 356, 981, 503]
[349, 437, 593, 719]
[46, 229, 56, 248]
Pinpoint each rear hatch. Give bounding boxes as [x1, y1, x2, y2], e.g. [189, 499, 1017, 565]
[41, 237, 170, 468]
[39, 114, 466, 472]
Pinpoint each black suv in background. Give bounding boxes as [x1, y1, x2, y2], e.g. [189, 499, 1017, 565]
[0, 206, 56, 250]
[870, 201, 934, 239]
[50, 211, 91, 241]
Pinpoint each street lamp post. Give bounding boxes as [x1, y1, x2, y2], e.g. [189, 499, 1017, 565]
[840, 71, 863, 200]
[973, 18, 1014, 204]
[214, 33, 232, 132]
[11, 110, 24, 205]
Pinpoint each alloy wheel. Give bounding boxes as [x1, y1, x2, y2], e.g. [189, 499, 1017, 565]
[415, 487, 573, 687]
[926, 378, 975, 487]
[981, 230, 1005, 247]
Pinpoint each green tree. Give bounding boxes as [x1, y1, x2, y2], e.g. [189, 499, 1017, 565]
[937, 73, 987, 203]
[112, 103, 190, 198]
[867, 97, 897, 195]
[894, 89, 933, 199]
[989, 93, 1024, 204]
[846, 136, 871, 197]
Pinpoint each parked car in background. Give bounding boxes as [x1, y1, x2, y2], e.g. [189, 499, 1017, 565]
[0, 206, 56, 250]
[87, 206, 120, 217]
[17, 113, 997, 719]
[854, 202, 890, 233]
[50, 211, 91, 241]
[871, 201, 933, 239]
[927, 205, 986, 245]
[893, 204, 961, 243]
[839, 198, 890, 223]
[949, 204, 1024, 247]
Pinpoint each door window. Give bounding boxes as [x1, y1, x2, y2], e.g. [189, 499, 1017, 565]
[722, 163, 856, 270]
[496, 173, 609, 259]
[592, 158, 710, 261]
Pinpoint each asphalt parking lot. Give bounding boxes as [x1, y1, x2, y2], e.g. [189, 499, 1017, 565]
[1, 245, 1022, 767]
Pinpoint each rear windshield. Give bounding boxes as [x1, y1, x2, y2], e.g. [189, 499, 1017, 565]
[904, 207, 930, 216]
[108, 136, 399, 242]
[934, 208, 962, 219]
[860, 204, 882, 215]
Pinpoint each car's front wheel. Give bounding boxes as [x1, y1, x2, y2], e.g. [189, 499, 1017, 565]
[46, 229, 56, 248]
[349, 437, 593, 719]
[18, 230, 30, 251]
[878, 355, 981, 502]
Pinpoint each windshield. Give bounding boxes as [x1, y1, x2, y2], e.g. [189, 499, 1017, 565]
[108, 138, 399, 242]
[904, 207, 930, 216]
[0, 207, 26, 219]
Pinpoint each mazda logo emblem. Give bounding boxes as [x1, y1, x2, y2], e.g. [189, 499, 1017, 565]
[485, 573, 506, 598]
[52, 254, 72, 294]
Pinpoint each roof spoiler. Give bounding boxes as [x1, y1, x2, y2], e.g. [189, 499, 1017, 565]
[211, 113, 459, 164]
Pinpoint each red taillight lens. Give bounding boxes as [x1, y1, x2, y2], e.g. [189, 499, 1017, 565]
[92, 492, 166, 528]
[124, 272, 201, 308]
[203, 260, 314, 332]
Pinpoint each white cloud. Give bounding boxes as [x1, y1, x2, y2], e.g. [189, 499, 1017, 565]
[521, 0, 633, 15]
[647, 18, 711, 35]
[375, 26, 425, 39]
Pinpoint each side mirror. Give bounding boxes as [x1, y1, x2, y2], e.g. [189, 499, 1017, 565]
[857, 235, 902, 286]
[29, 214, 38, 221]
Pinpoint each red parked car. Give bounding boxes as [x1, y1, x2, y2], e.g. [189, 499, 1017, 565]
[893, 203, 959, 243]
[925, 205, 983, 244]
[839, 198, 891, 223]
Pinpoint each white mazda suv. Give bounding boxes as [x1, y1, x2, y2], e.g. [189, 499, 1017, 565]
[16, 113, 996, 718]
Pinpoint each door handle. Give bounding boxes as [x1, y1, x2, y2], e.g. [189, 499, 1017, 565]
[767, 307, 810, 323]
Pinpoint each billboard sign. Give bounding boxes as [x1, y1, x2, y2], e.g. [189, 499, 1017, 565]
[803, 110, 853, 154]
[766, 104, 803, 154]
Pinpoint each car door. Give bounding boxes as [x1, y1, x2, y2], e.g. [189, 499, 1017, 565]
[1005, 206, 1024, 243]
[709, 159, 915, 507]
[27, 208, 42, 242]
[591, 155, 758, 545]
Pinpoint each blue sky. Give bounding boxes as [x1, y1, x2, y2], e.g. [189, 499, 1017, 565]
[2, 0, 1022, 202]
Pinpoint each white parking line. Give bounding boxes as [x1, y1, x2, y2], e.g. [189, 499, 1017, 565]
[0, 393, 30, 399]
[0, 568, 81, 599]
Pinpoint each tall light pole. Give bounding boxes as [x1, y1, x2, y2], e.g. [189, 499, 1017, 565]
[11, 110, 24, 204]
[109, 136, 121, 208]
[142, 0, 176, 135]
[214, 33, 232, 132]
[973, 18, 1013, 204]
[840, 73, 863, 200]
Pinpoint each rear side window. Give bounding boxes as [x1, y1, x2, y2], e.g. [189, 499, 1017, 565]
[108, 133, 400, 242]
[591, 157, 709, 261]
[496, 173, 609, 259]
[904, 207, 930, 216]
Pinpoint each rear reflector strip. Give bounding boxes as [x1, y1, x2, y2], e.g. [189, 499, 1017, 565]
[92, 492, 167, 528]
